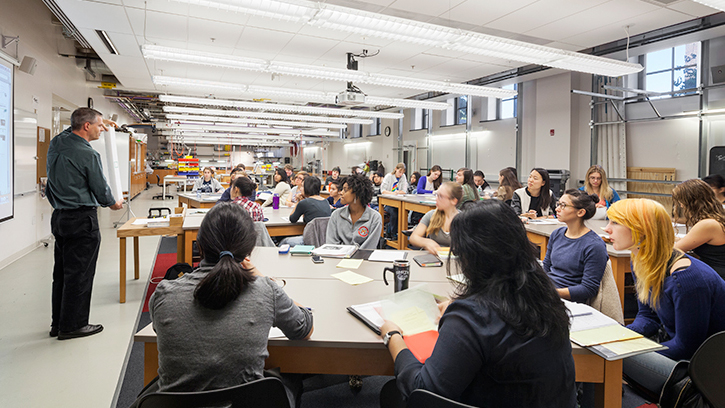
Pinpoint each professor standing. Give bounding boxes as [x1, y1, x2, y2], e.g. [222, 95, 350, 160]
[46, 107, 123, 340]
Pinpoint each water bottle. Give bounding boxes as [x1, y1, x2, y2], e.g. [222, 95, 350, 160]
[272, 193, 280, 209]
[196, 189, 201, 200]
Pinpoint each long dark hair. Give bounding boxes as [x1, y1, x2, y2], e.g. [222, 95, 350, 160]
[531, 168, 552, 211]
[428, 165, 443, 190]
[457, 167, 480, 199]
[274, 168, 289, 185]
[448, 200, 570, 342]
[499, 168, 522, 189]
[194, 203, 257, 310]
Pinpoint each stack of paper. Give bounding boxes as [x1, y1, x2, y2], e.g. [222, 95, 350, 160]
[563, 300, 666, 360]
[313, 244, 358, 258]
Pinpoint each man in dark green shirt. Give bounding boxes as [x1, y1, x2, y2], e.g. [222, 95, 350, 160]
[47, 107, 123, 340]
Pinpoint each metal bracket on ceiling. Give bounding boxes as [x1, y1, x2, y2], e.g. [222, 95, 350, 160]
[1, 35, 19, 49]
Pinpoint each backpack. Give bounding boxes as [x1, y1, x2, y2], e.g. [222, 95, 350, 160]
[163, 263, 193, 280]
[660, 361, 713, 408]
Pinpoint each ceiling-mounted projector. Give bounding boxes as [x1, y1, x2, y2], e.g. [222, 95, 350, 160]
[336, 91, 365, 105]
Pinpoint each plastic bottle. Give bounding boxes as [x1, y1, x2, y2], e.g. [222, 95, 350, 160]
[272, 193, 280, 209]
[196, 189, 201, 200]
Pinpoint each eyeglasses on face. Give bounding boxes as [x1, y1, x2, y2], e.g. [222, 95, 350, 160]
[556, 202, 575, 209]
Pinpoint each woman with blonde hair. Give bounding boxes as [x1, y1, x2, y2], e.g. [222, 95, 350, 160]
[604, 199, 725, 400]
[409, 182, 462, 254]
[580, 165, 620, 208]
[672, 178, 725, 280]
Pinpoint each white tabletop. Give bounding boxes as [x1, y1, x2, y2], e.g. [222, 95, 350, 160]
[182, 206, 300, 230]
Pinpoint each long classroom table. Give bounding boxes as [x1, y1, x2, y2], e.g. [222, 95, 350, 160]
[135, 247, 622, 408]
[177, 192, 222, 209]
[182, 207, 304, 265]
[378, 194, 437, 250]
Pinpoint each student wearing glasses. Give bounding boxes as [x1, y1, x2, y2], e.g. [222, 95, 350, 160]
[543, 189, 609, 303]
[579, 165, 620, 209]
[408, 182, 462, 255]
[380, 200, 576, 408]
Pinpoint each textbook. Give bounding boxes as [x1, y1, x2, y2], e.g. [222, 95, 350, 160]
[563, 300, 667, 360]
[289, 245, 315, 256]
[414, 253, 442, 267]
[312, 244, 358, 258]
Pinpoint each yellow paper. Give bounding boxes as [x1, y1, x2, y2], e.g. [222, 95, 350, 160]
[388, 306, 437, 336]
[331, 271, 373, 285]
[336, 259, 364, 269]
[601, 337, 662, 355]
[570, 324, 643, 347]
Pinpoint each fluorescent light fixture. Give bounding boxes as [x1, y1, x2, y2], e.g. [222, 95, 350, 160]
[164, 114, 347, 129]
[158, 94, 404, 119]
[162, 123, 338, 137]
[144, 46, 515, 99]
[163, 106, 374, 125]
[343, 141, 372, 147]
[153, 75, 451, 110]
[165, 0, 643, 77]
[170, 137, 290, 146]
[96, 30, 119, 55]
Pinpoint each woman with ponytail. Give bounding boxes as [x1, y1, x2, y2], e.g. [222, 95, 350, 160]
[409, 182, 462, 254]
[543, 189, 609, 303]
[143, 203, 314, 406]
[604, 199, 725, 401]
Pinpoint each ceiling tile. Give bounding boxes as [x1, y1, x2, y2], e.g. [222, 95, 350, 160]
[236, 27, 295, 55]
[121, 0, 190, 14]
[485, 0, 611, 35]
[446, 0, 539, 26]
[387, 0, 466, 18]
[666, 1, 720, 17]
[244, 15, 307, 33]
[56, 0, 134, 34]
[187, 18, 244, 49]
[277, 34, 341, 60]
[126, 9, 189, 42]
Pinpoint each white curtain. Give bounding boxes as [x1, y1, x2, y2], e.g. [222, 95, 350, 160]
[595, 76, 627, 196]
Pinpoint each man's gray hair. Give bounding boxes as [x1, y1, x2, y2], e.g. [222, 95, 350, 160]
[71, 107, 103, 131]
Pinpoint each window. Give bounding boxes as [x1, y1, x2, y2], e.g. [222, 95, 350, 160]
[456, 96, 468, 125]
[500, 84, 517, 119]
[369, 118, 381, 136]
[645, 42, 700, 97]
[350, 124, 363, 138]
[410, 108, 428, 131]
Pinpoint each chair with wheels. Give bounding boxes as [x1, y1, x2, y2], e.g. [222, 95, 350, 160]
[152, 175, 174, 200]
[136, 377, 290, 408]
[687, 331, 725, 407]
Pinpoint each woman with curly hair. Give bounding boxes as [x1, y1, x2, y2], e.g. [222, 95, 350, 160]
[325, 173, 382, 250]
[673, 178, 725, 280]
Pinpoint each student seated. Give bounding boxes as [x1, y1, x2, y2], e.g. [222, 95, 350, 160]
[327, 179, 344, 209]
[262, 168, 291, 207]
[473, 170, 491, 195]
[192, 167, 224, 193]
[673, 179, 725, 280]
[511, 168, 558, 218]
[544, 189, 609, 303]
[326, 174, 382, 250]
[407, 172, 421, 194]
[604, 199, 725, 399]
[380, 200, 576, 408]
[496, 167, 522, 205]
[230, 177, 263, 222]
[325, 166, 341, 187]
[408, 182, 461, 255]
[288, 171, 308, 205]
[416, 165, 442, 194]
[454, 167, 480, 209]
[381, 163, 409, 239]
[702, 173, 725, 206]
[370, 171, 383, 209]
[579, 165, 620, 209]
[135, 203, 313, 407]
[281, 177, 332, 247]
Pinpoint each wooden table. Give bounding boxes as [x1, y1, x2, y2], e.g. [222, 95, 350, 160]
[177, 192, 222, 209]
[378, 194, 436, 250]
[116, 218, 184, 303]
[182, 207, 304, 265]
[134, 249, 622, 408]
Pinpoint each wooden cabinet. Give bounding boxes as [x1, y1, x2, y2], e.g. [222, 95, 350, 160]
[129, 137, 146, 199]
[626, 167, 676, 211]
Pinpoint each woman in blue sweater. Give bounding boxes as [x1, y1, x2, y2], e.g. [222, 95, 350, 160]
[605, 199, 725, 400]
[544, 189, 609, 303]
[380, 200, 576, 407]
[416, 165, 442, 194]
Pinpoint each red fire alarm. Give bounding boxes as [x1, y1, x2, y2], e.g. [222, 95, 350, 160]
[550, 129, 555, 136]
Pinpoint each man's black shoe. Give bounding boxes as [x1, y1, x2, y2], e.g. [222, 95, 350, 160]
[49, 327, 59, 337]
[58, 324, 103, 340]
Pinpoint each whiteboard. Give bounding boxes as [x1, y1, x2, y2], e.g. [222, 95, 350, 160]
[14, 108, 37, 195]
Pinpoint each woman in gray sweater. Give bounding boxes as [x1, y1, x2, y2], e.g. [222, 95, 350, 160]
[135, 203, 314, 407]
[326, 174, 383, 250]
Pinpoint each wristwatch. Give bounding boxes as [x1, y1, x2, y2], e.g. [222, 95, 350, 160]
[382, 330, 401, 347]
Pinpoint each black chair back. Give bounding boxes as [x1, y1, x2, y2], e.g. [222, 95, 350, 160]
[689, 331, 725, 407]
[407, 389, 477, 408]
[136, 377, 290, 408]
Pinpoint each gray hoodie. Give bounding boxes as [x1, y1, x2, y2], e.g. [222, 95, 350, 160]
[325, 206, 382, 250]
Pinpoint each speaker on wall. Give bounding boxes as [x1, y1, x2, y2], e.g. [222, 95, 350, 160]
[284, 157, 291, 164]
[709, 147, 725, 177]
[19, 56, 37, 75]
